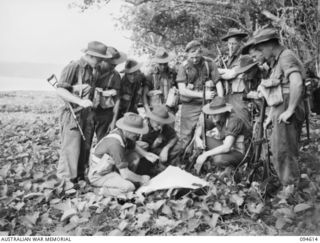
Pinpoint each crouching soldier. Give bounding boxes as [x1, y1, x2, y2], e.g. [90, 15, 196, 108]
[194, 97, 251, 174]
[133, 105, 178, 176]
[88, 112, 150, 196]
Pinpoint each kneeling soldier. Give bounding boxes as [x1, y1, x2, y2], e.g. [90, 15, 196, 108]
[134, 105, 178, 176]
[88, 112, 150, 196]
[194, 97, 251, 174]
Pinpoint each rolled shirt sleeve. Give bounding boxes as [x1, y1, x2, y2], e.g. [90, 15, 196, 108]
[224, 117, 244, 138]
[209, 61, 221, 85]
[279, 50, 305, 81]
[93, 138, 129, 170]
[57, 62, 78, 91]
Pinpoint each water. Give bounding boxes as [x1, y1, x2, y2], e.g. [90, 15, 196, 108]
[0, 76, 55, 91]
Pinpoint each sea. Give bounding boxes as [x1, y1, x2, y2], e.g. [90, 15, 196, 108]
[0, 76, 55, 91]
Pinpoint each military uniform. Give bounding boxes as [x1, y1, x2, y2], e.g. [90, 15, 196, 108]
[145, 67, 177, 108]
[56, 57, 98, 180]
[176, 57, 220, 149]
[94, 68, 121, 141]
[267, 47, 305, 185]
[118, 71, 146, 118]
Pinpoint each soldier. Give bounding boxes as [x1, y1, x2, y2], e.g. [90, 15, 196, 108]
[88, 112, 150, 196]
[248, 28, 305, 188]
[56, 41, 111, 182]
[94, 47, 127, 141]
[118, 59, 147, 118]
[133, 105, 178, 176]
[143, 48, 177, 113]
[219, 28, 252, 127]
[175, 40, 223, 151]
[194, 97, 251, 174]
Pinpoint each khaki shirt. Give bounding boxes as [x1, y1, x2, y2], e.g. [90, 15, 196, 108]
[268, 47, 305, 89]
[176, 57, 220, 104]
[57, 57, 97, 109]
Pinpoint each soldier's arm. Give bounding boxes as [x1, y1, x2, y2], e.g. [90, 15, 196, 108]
[163, 136, 178, 150]
[203, 135, 235, 158]
[56, 64, 92, 107]
[287, 72, 303, 113]
[215, 81, 224, 97]
[210, 60, 223, 97]
[119, 167, 148, 184]
[177, 82, 203, 98]
[143, 85, 151, 113]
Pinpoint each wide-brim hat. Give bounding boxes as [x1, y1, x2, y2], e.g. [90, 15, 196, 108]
[116, 112, 149, 134]
[185, 40, 202, 53]
[107, 47, 127, 65]
[241, 39, 255, 55]
[146, 105, 175, 124]
[253, 28, 279, 46]
[202, 97, 233, 115]
[82, 41, 112, 59]
[120, 59, 142, 74]
[234, 55, 258, 75]
[221, 28, 248, 41]
[152, 48, 173, 63]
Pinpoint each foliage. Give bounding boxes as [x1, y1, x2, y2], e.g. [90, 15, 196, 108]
[1, 91, 320, 235]
[73, 0, 319, 74]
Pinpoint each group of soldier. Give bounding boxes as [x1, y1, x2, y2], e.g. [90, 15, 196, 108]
[56, 27, 306, 198]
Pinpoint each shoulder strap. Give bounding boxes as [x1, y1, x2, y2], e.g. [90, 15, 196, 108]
[204, 60, 210, 78]
[94, 132, 125, 152]
[107, 71, 115, 89]
[77, 65, 85, 98]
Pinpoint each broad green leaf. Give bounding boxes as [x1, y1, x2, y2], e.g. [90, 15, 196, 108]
[209, 213, 220, 229]
[21, 212, 40, 228]
[294, 203, 312, 213]
[230, 194, 244, 206]
[118, 220, 129, 231]
[61, 208, 77, 222]
[136, 211, 151, 228]
[108, 229, 123, 236]
[0, 164, 11, 178]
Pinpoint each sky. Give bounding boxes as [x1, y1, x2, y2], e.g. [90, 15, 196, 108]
[0, 0, 134, 65]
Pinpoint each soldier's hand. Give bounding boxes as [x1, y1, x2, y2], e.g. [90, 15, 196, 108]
[145, 152, 159, 163]
[159, 148, 169, 163]
[102, 89, 117, 97]
[278, 109, 293, 124]
[264, 116, 272, 130]
[79, 99, 93, 108]
[140, 175, 150, 185]
[205, 90, 216, 100]
[108, 120, 116, 132]
[195, 137, 205, 150]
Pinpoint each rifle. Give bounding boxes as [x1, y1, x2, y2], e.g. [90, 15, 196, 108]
[185, 81, 210, 171]
[216, 46, 229, 94]
[47, 74, 86, 141]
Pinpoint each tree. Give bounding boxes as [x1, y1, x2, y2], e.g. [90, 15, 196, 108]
[74, 0, 319, 72]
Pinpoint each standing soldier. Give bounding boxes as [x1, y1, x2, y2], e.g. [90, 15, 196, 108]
[118, 59, 147, 118]
[56, 41, 111, 182]
[219, 28, 252, 127]
[143, 48, 177, 113]
[175, 40, 223, 151]
[249, 28, 305, 189]
[94, 47, 127, 141]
